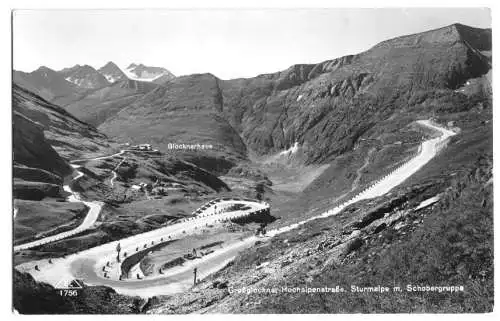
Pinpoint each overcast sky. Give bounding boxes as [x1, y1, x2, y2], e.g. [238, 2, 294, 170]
[13, 8, 491, 80]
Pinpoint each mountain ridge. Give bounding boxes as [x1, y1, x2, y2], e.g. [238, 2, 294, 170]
[13, 23, 492, 168]
[98, 23, 491, 166]
[98, 61, 128, 83]
[59, 64, 111, 89]
[12, 22, 493, 314]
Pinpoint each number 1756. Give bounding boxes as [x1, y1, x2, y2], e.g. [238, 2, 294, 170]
[59, 289, 78, 296]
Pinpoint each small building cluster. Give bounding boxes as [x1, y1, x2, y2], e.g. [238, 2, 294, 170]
[131, 182, 152, 191]
[130, 144, 153, 151]
[129, 178, 189, 199]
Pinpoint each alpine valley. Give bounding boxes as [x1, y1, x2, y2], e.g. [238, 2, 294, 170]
[13, 23, 493, 314]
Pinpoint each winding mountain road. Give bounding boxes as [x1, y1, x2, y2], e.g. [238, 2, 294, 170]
[71, 150, 127, 164]
[16, 199, 269, 294]
[15, 120, 456, 297]
[15, 149, 138, 251]
[267, 120, 455, 236]
[13, 164, 104, 251]
[110, 156, 127, 187]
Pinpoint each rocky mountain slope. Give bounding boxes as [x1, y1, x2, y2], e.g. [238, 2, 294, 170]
[14, 62, 163, 127]
[61, 79, 160, 126]
[13, 110, 71, 201]
[98, 61, 128, 83]
[12, 84, 112, 247]
[14, 66, 82, 102]
[13, 84, 112, 160]
[98, 73, 247, 169]
[15, 24, 490, 171]
[59, 64, 111, 89]
[96, 24, 491, 170]
[218, 23, 490, 163]
[16, 24, 490, 167]
[12, 82, 113, 205]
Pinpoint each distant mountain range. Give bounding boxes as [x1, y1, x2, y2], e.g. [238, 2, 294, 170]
[14, 66, 80, 101]
[12, 23, 492, 172]
[59, 64, 111, 89]
[99, 23, 492, 167]
[13, 62, 175, 99]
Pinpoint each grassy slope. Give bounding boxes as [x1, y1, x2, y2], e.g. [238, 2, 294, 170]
[98, 74, 248, 167]
[246, 165, 492, 313]
[14, 200, 88, 245]
[251, 141, 493, 313]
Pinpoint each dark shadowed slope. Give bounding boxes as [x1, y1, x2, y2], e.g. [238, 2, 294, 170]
[13, 111, 71, 178]
[13, 84, 112, 160]
[12, 83, 114, 203]
[12, 86, 73, 206]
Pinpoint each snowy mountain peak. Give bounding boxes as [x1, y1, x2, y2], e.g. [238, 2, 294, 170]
[98, 61, 127, 83]
[58, 64, 110, 89]
[123, 63, 175, 82]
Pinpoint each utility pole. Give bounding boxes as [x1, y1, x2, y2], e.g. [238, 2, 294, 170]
[116, 242, 121, 262]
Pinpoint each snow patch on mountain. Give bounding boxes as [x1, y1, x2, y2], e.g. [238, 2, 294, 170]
[280, 142, 300, 156]
[65, 77, 84, 87]
[123, 68, 161, 82]
[104, 74, 118, 83]
[123, 63, 175, 82]
[97, 62, 127, 84]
